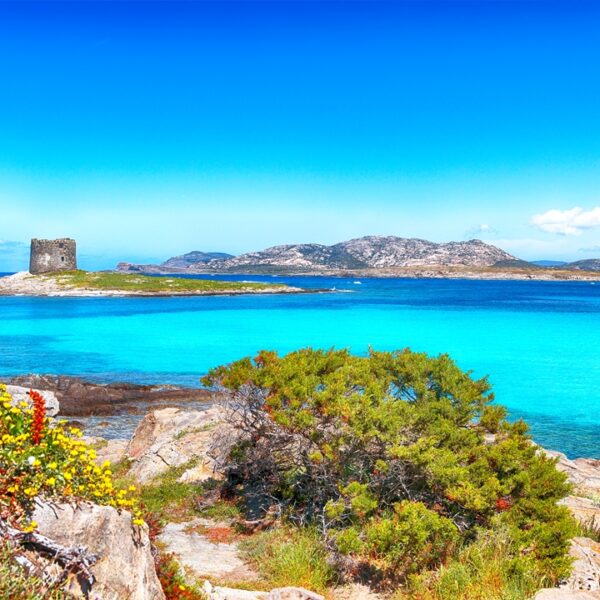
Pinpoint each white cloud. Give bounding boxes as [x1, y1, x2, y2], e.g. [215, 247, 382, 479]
[465, 224, 498, 238]
[532, 206, 600, 235]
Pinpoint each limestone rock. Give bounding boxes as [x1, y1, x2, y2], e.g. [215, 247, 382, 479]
[32, 501, 164, 600]
[266, 588, 325, 600]
[95, 438, 129, 466]
[201, 582, 325, 600]
[544, 450, 600, 495]
[157, 519, 257, 583]
[564, 537, 600, 592]
[126, 406, 224, 484]
[203, 581, 267, 599]
[534, 590, 600, 599]
[561, 496, 600, 526]
[6, 384, 59, 417]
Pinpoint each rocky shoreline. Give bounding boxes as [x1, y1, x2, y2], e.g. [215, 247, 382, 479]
[117, 263, 600, 282]
[4, 374, 216, 416]
[2, 375, 600, 598]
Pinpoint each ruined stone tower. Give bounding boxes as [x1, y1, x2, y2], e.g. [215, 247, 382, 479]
[29, 238, 77, 274]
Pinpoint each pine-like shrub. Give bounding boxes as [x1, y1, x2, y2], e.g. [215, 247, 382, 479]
[204, 348, 576, 585]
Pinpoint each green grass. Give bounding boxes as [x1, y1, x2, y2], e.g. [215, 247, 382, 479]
[44, 270, 289, 294]
[240, 526, 337, 594]
[136, 461, 204, 522]
[393, 529, 546, 600]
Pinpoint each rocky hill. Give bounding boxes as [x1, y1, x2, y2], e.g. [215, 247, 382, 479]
[161, 250, 234, 269]
[118, 236, 516, 274]
[216, 236, 515, 271]
[564, 258, 600, 272]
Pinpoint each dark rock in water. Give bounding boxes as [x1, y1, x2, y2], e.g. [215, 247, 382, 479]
[4, 374, 217, 416]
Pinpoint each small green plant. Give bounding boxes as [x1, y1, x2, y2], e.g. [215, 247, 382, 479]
[579, 516, 600, 543]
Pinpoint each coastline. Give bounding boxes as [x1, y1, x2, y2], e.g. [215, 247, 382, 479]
[116, 264, 600, 282]
[0, 271, 313, 297]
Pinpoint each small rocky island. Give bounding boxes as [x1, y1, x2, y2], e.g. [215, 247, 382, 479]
[0, 238, 303, 297]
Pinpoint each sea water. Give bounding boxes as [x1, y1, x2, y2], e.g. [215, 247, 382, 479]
[1, 274, 599, 458]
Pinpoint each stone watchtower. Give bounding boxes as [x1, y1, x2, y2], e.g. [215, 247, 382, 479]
[29, 238, 77, 274]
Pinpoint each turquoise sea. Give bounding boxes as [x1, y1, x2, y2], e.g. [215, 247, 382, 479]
[1, 273, 599, 458]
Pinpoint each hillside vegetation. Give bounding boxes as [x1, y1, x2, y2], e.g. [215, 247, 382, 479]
[48, 270, 287, 293]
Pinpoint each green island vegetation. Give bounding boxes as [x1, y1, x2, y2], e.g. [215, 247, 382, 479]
[44, 269, 289, 293]
[0, 348, 585, 600]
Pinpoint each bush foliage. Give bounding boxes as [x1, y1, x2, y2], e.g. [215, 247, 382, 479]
[204, 348, 576, 585]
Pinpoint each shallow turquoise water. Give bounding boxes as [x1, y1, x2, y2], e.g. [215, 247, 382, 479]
[1, 274, 599, 458]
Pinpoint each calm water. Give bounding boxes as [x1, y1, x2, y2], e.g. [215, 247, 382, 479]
[1, 273, 599, 458]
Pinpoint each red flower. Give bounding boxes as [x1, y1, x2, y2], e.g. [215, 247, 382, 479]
[28, 390, 46, 445]
[495, 496, 513, 512]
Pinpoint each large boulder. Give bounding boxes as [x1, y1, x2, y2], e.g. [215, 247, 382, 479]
[6, 384, 59, 417]
[32, 501, 164, 600]
[125, 406, 224, 484]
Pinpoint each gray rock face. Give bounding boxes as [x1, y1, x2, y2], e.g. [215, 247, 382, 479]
[5, 384, 60, 417]
[32, 501, 164, 600]
[29, 238, 77, 274]
[125, 406, 224, 484]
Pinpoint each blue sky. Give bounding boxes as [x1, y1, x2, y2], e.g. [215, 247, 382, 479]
[1, 0, 599, 270]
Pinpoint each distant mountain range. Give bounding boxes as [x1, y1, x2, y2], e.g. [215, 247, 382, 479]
[116, 236, 600, 276]
[118, 236, 514, 273]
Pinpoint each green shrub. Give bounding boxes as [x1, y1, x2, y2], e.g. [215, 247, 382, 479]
[204, 348, 576, 585]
